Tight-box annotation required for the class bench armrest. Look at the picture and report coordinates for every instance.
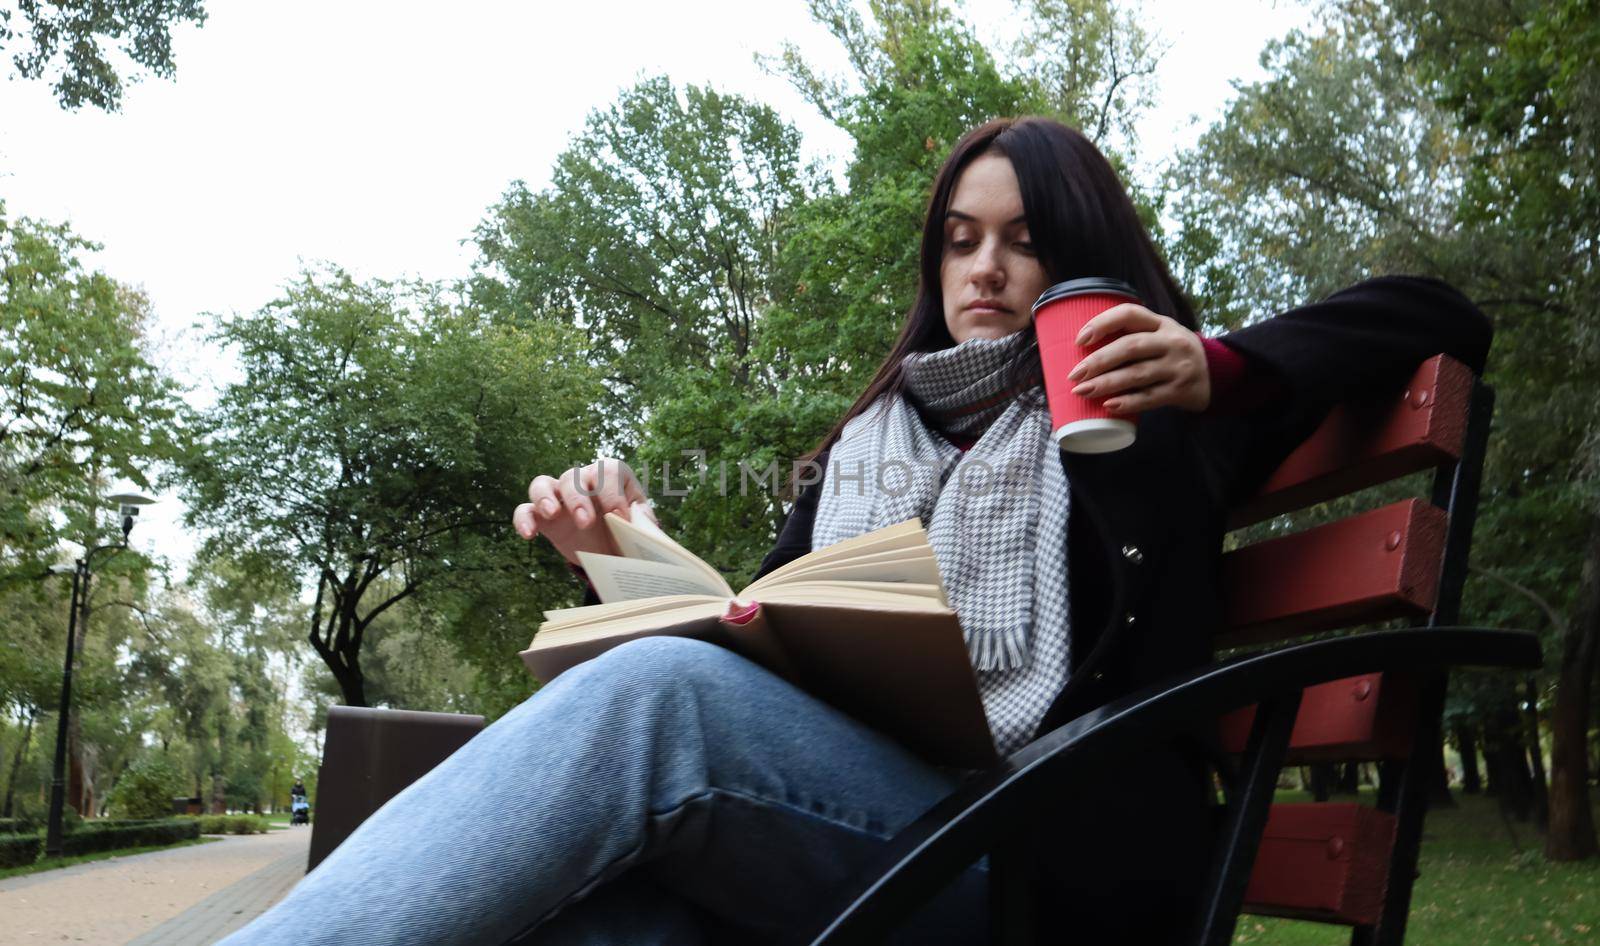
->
[309,705,485,872]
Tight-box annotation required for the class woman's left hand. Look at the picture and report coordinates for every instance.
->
[1065,303,1211,414]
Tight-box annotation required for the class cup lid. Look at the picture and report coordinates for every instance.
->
[1032,277,1143,313]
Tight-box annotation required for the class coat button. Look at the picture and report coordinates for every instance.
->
[1121,545,1143,564]
[1092,671,1105,682]
[1124,613,1137,626]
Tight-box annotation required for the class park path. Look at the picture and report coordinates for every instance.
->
[0,825,309,945]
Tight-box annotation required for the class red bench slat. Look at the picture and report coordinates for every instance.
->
[1229,355,1473,529]
[1217,499,1447,648]
[1218,672,1418,762]
[1243,803,1396,926]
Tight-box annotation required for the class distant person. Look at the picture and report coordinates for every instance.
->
[222,116,1491,944]
[291,778,311,827]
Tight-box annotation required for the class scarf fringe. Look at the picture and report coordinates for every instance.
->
[967,628,1030,672]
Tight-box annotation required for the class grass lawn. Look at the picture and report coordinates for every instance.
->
[1232,789,1600,945]
[0,836,221,882]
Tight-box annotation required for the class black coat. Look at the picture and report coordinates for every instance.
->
[743,276,1493,942]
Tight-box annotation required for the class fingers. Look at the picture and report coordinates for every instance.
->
[1061,309,1210,413]
[1074,303,1163,347]
[1101,380,1180,414]
[578,460,633,524]
[1073,357,1173,401]
[512,503,539,540]
[556,468,600,528]
[518,460,657,545]
[1068,329,1166,384]
[527,474,563,519]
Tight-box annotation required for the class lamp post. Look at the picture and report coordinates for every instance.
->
[43,493,154,858]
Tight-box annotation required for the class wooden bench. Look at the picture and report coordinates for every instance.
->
[310,354,1540,944]
[808,355,1540,945]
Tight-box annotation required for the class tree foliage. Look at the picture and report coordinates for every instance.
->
[471,76,833,577]
[1,0,208,110]
[0,203,179,581]
[106,752,180,819]
[179,267,597,706]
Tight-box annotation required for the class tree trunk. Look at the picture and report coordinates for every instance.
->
[213,666,230,815]
[1484,702,1536,821]
[2,710,36,818]
[1427,738,1457,808]
[1456,720,1483,794]
[1545,514,1600,861]
[1336,761,1361,795]
[309,580,368,707]
[1523,676,1549,828]
[1309,763,1334,802]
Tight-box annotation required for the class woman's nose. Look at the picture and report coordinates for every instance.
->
[971,238,1006,287]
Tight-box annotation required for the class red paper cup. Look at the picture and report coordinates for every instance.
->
[1032,277,1143,454]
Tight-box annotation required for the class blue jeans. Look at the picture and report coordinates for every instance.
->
[221,636,989,945]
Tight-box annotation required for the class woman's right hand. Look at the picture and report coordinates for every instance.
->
[513,458,658,565]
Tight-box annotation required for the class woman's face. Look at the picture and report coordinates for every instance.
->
[940,152,1051,344]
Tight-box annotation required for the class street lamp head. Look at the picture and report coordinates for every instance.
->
[106,492,156,540]
[107,492,155,517]
[48,563,75,575]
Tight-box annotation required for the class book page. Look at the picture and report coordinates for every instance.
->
[746,547,942,594]
[750,519,927,587]
[757,581,951,608]
[533,600,724,647]
[543,593,722,628]
[577,551,731,603]
[626,502,667,539]
[604,510,734,597]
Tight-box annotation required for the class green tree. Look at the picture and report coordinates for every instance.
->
[1165,0,1600,859]
[1377,0,1600,864]
[471,76,828,578]
[179,267,596,706]
[473,76,822,429]
[0,204,180,584]
[106,752,180,819]
[1,0,208,110]
[1006,0,1163,148]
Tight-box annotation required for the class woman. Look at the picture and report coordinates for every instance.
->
[224,117,1490,945]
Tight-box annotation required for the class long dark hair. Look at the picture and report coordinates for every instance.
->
[791,117,1194,492]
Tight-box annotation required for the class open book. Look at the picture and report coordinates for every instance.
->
[519,505,997,768]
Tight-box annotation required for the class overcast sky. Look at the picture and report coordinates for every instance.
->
[1,0,1317,576]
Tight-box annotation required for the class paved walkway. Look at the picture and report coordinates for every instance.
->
[0,826,309,945]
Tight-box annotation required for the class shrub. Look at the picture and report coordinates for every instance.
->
[59,819,198,857]
[0,817,38,834]
[193,814,229,835]
[107,755,183,820]
[225,814,269,834]
[189,814,268,835]
[0,832,42,869]
[76,819,161,831]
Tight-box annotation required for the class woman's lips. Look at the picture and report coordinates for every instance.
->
[967,305,1013,317]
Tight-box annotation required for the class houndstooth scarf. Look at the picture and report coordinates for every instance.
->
[812,328,1071,676]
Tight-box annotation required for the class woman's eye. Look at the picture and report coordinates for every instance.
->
[950,239,977,250]
[1014,241,1035,253]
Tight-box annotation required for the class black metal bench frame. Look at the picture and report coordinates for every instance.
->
[804,378,1541,945]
